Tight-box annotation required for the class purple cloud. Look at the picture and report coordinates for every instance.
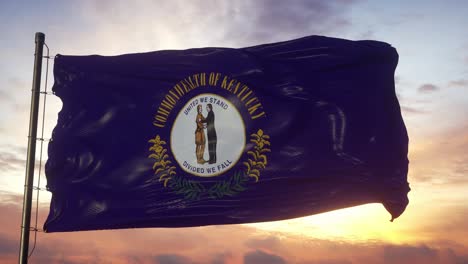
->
[383,244,438,264]
[401,106,425,115]
[418,84,439,93]
[223,0,357,45]
[307,260,352,264]
[449,79,468,87]
[154,254,192,264]
[244,250,287,264]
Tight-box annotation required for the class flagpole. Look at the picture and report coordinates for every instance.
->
[19,32,45,264]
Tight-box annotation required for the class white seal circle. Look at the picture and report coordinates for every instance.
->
[170,93,245,177]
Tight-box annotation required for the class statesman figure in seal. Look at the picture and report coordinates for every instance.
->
[194,105,206,164]
[202,103,217,164]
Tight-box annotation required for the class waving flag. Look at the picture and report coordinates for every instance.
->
[44,35,409,232]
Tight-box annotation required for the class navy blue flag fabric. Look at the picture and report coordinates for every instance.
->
[44,35,409,232]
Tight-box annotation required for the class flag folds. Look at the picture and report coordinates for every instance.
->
[44,36,409,232]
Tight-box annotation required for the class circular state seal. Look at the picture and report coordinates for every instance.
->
[148,72,271,200]
[171,93,245,177]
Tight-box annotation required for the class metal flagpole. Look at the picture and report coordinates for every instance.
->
[19,32,45,264]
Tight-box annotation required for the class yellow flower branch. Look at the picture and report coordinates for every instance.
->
[243,129,271,182]
[148,135,176,187]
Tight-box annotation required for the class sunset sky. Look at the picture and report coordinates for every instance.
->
[1,0,468,263]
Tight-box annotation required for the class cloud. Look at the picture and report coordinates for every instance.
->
[0,151,24,172]
[382,244,468,264]
[71,0,358,56]
[358,30,375,40]
[154,254,193,264]
[0,78,26,104]
[454,157,468,175]
[395,75,401,85]
[0,89,12,105]
[400,106,425,115]
[0,195,468,264]
[0,144,45,178]
[409,124,468,185]
[444,248,468,264]
[418,84,439,93]
[243,250,287,264]
[303,260,352,264]
[245,236,282,251]
[218,0,357,44]
[410,206,468,248]
[0,191,23,205]
[0,78,32,119]
[449,79,468,87]
[210,252,232,264]
[0,233,17,255]
[383,244,438,264]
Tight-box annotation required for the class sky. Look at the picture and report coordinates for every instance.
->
[1,0,468,263]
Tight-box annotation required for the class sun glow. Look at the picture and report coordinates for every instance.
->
[248,204,415,244]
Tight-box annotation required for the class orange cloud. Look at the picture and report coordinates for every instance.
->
[0,193,467,264]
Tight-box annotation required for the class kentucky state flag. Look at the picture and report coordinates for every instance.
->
[44,35,409,232]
